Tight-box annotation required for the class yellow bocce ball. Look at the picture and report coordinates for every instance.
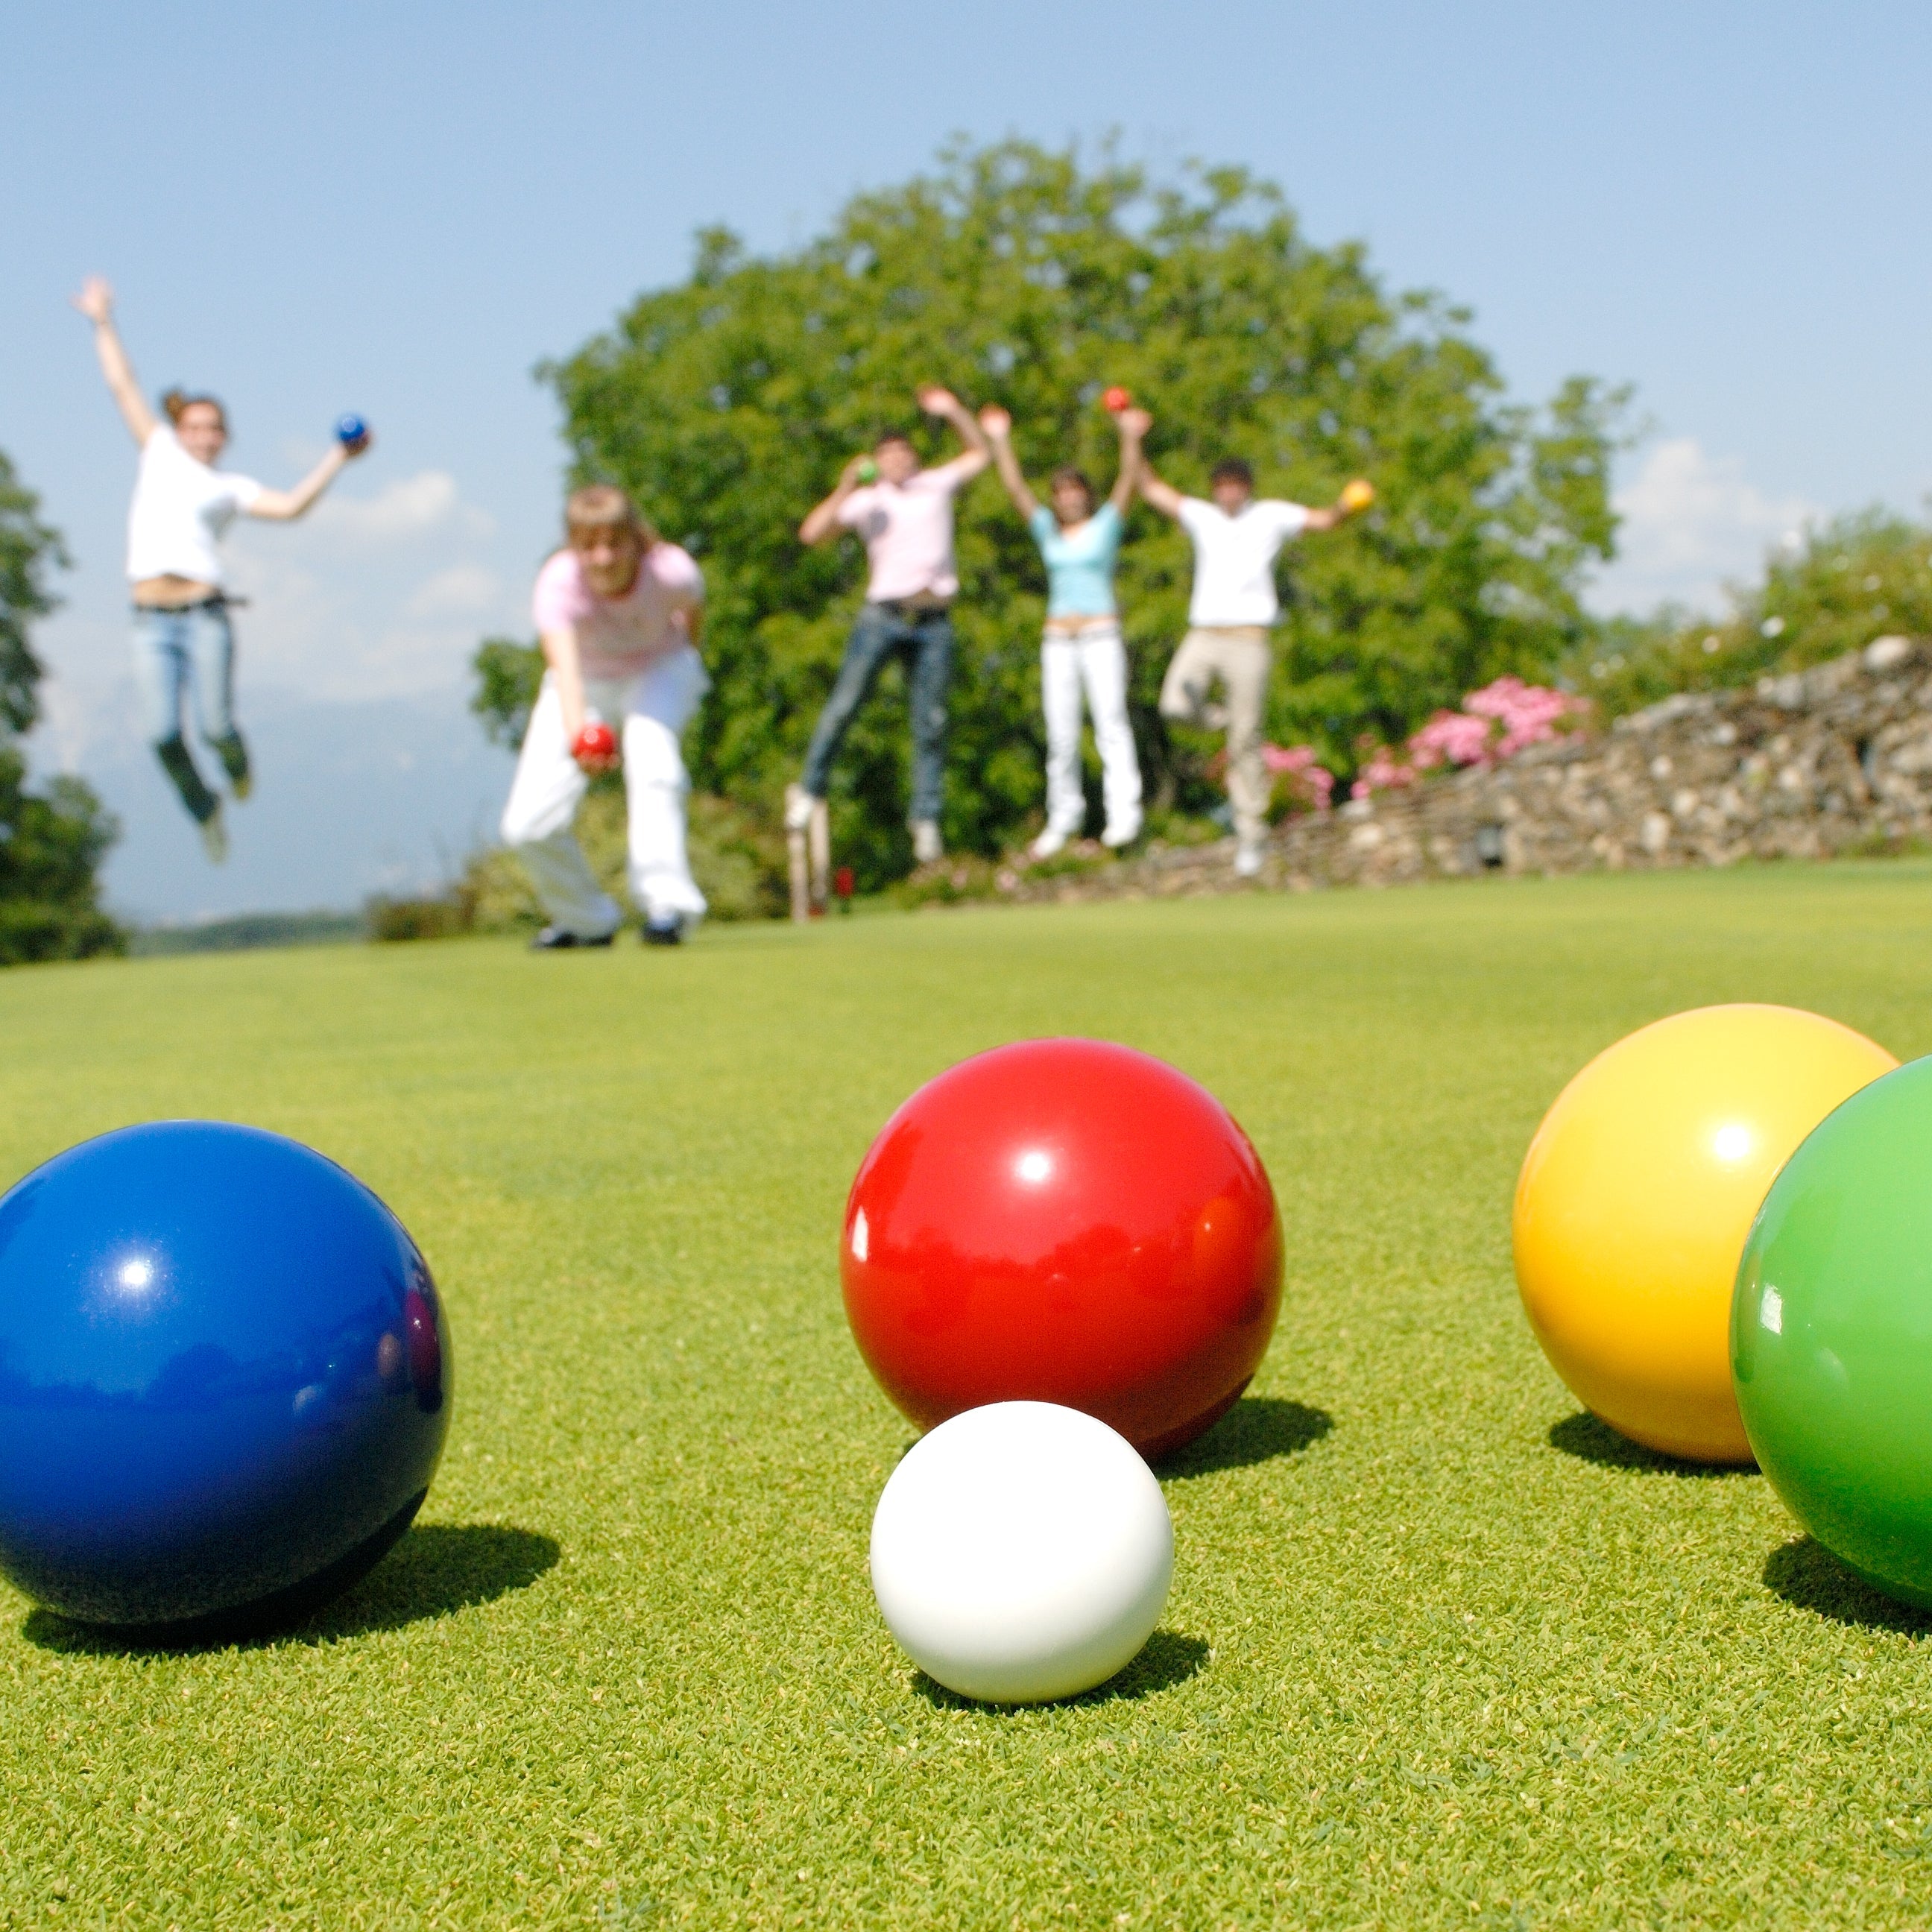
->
[1339,479,1375,513]
[1512,1004,1896,1462]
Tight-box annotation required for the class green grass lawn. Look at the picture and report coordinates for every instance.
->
[4,863,1932,1929]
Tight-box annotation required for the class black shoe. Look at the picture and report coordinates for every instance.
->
[642,915,684,947]
[529,926,616,950]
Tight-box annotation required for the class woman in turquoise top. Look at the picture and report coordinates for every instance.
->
[979,402,1149,856]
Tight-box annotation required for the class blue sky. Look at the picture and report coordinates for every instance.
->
[6,0,1929,919]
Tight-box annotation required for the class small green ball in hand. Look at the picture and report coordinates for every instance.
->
[856,459,878,484]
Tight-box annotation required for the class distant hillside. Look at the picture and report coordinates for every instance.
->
[45,681,514,924]
[130,909,365,956]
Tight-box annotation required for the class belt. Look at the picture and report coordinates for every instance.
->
[132,592,245,613]
[869,595,951,616]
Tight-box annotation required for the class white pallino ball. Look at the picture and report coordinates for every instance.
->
[869,1401,1174,1703]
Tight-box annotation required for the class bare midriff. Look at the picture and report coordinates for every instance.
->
[132,574,220,608]
[1044,613,1117,637]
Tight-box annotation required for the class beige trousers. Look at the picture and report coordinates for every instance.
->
[1158,625,1272,844]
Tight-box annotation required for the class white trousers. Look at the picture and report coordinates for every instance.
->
[499,653,709,935]
[1041,623,1143,837]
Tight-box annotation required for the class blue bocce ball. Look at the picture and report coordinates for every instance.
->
[0,1122,451,1637]
[335,414,368,447]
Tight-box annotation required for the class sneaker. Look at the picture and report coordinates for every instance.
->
[216,732,252,800]
[912,819,943,865]
[1100,814,1142,849]
[1030,827,1070,860]
[1234,841,1264,879]
[529,926,616,950]
[643,915,684,947]
[199,806,230,865]
[784,783,820,834]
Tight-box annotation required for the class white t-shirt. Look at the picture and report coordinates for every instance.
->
[1177,497,1311,628]
[125,426,262,587]
[836,458,975,602]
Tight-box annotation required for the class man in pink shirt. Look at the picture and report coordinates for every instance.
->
[786,386,991,894]
[500,485,709,946]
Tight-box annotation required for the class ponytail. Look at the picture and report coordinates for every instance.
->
[161,389,227,432]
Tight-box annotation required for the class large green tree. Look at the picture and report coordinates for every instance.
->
[530,140,1622,885]
[0,451,122,964]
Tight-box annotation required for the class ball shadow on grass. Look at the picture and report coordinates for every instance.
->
[1155,1396,1333,1483]
[21,1523,560,1658]
[911,1629,1211,1714]
[1547,1410,1755,1479]
[1763,1536,1932,1638]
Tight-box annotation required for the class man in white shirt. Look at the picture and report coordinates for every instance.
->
[1140,456,1368,876]
[786,387,991,908]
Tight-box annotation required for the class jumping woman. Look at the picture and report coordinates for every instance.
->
[978,402,1149,856]
[72,277,370,862]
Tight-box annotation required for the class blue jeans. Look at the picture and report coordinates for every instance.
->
[801,602,953,823]
[133,602,249,824]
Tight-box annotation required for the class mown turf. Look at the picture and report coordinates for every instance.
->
[4,865,1932,1929]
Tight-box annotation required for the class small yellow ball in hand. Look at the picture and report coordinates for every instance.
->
[1340,479,1376,514]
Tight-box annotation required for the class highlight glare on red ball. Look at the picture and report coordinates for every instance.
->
[840,1039,1283,1459]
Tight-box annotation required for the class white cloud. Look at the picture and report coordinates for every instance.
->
[212,468,525,702]
[309,470,493,546]
[1588,437,1819,619]
[407,564,503,617]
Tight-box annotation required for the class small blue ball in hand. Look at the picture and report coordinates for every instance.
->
[336,414,369,449]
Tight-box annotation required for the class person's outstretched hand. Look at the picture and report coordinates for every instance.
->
[977,403,1012,439]
[917,385,959,416]
[1118,407,1152,438]
[72,276,114,324]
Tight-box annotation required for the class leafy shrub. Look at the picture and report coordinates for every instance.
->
[1564,509,1932,719]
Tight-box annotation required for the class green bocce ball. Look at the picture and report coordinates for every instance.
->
[1731,1055,1932,1607]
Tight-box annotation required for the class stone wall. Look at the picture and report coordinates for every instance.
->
[1003,637,1932,903]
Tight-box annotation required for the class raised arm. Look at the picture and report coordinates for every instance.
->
[1137,452,1186,521]
[1108,408,1151,517]
[918,385,991,482]
[249,437,370,522]
[72,278,157,446]
[1301,479,1375,534]
[800,454,873,546]
[976,405,1038,520]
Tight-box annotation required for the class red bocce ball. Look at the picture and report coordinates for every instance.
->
[841,1040,1284,1459]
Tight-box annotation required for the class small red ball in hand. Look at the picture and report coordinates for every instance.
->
[572,722,619,771]
[1102,386,1132,414]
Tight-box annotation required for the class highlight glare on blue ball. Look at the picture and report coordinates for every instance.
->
[0,1121,451,1635]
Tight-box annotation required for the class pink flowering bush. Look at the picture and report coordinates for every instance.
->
[1354,678,1590,797]
[1349,744,1420,801]
[1460,675,1590,760]
[1260,742,1336,812]
[1407,709,1497,771]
